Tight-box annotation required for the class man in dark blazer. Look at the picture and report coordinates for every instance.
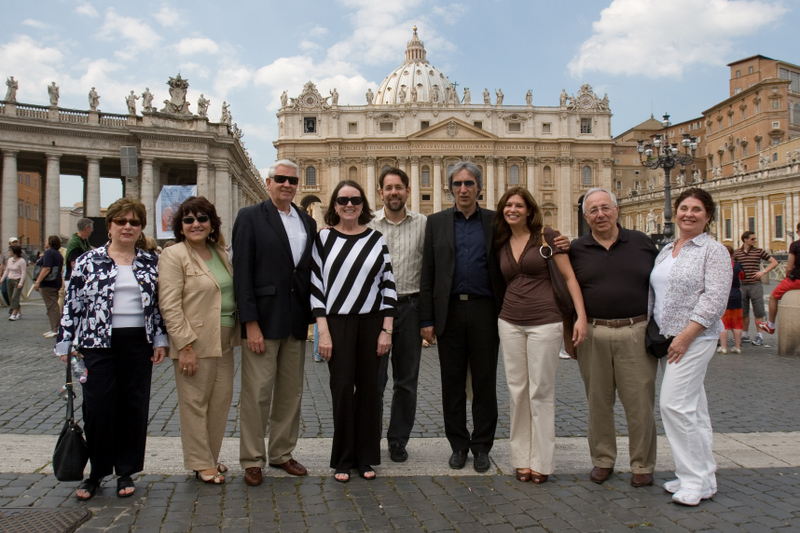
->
[420,160,505,473]
[232,159,317,486]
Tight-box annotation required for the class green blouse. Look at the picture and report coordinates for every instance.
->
[205,246,236,328]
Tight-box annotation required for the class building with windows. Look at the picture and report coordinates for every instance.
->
[16,170,41,247]
[618,54,800,252]
[274,28,613,237]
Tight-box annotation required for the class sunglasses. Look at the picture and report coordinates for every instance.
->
[182,215,210,225]
[273,175,299,185]
[452,180,476,189]
[336,196,364,206]
[112,218,142,227]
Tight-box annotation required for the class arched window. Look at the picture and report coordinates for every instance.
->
[509,165,520,185]
[305,166,316,186]
[421,165,430,186]
[381,165,391,173]
[349,166,358,181]
[543,165,552,185]
[544,210,554,226]
[582,166,592,187]
[794,103,800,125]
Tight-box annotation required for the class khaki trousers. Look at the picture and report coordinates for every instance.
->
[576,320,658,473]
[173,326,235,471]
[499,319,562,474]
[239,336,305,468]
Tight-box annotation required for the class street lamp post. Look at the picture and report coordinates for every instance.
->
[637,113,697,245]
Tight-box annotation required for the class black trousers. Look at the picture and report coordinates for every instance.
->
[80,327,153,480]
[327,313,383,470]
[437,297,499,454]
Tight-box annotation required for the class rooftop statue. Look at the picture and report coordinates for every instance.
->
[126,90,139,115]
[141,88,154,112]
[463,87,470,104]
[197,94,210,117]
[48,82,59,106]
[88,87,100,111]
[160,74,192,115]
[495,88,503,105]
[483,88,490,105]
[5,76,17,102]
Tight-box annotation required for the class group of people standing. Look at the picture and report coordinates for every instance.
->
[53,156,741,507]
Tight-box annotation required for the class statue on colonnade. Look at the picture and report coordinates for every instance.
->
[88,87,100,111]
[141,88,154,112]
[197,94,210,117]
[126,91,139,115]
[160,74,192,115]
[48,82,59,106]
[5,76,17,102]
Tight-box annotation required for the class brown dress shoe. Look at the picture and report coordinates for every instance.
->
[630,473,654,487]
[269,458,308,476]
[244,467,263,486]
[590,466,613,484]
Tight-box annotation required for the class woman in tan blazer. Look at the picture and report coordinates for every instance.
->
[158,196,238,485]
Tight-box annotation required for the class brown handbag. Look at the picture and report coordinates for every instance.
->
[540,228,577,357]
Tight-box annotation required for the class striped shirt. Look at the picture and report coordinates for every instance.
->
[368,207,426,296]
[311,227,397,317]
[732,246,771,284]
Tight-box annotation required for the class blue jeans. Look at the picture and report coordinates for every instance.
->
[378,295,422,446]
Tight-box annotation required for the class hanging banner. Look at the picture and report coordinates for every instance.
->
[156,185,197,239]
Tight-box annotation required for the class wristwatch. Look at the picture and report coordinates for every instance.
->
[382,328,393,335]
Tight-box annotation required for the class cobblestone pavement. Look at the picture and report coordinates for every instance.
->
[1,301,800,532]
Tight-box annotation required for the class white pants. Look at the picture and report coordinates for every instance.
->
[498,319,562,474]
[659,337,717,491]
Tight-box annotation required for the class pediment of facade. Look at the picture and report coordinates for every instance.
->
[407,118,497,141]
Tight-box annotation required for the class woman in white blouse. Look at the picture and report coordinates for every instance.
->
[311,180,396,483]
[649,188,731,506]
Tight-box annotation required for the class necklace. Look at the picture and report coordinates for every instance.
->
[109,247,135,264]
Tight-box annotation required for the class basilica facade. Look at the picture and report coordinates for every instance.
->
[274,29,613,237]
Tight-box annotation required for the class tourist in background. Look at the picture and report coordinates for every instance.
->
[312,180,396,482]
[493,186,587,483]
[33,235,64,337]
[759,223,800,335]
[649,188,731,506]
[1,245,26,321]
[159,197,237,485]
[718,245,745,354]
[56,198,167,501]
[733,231,778,346]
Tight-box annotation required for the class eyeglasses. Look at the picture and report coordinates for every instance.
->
[452,180,476,189]
[112,218,142,227]
[586,205,615,216]
[336,196,364,206]
[182,215,210,225]
[273,175,299,185]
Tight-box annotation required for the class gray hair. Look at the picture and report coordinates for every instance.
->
[447,161,483,192]
[582,187,618,213]
[268,159,299,178]
[76,218,94,231]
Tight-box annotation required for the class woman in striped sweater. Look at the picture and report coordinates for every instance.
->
[311,180,397,483]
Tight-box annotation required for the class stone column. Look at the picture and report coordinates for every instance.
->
[786,193,793,249]
[45,154,61,239]
[232,180,240,222]
[397,156,409,177]
[526,156,536,192]
[409,156,420,212]
[215,164,232,243]
[328,157,340,205]
[756,196,766,247]
[496,156,507,207]
[432,156,443,212]
[365,157,376,209]
[1,150,18,243]
[140,159,156,237]
[558,157,573,235]
[85,157,101,217]
[732,200,740,244]
[196,161,209,199]
[485,156,495,210]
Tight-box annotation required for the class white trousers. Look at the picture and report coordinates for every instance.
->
[498,319,562,474]
[659,337,717,491]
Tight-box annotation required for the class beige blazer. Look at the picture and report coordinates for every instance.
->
[158,241,239,359]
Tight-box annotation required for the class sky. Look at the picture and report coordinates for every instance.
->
[1,0,796,207]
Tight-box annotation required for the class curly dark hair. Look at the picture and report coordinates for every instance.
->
[170,196,225,247]
[674,187,715,233]
[493,186,544,249]
[324,180,373,226]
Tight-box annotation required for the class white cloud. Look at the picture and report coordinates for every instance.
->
[214,66,254,97]
[176,37,219,55]
[568,0,787,78]
[97,8,162,60]
[299,40,320,52]
[22,19,49,30]
[309,26,329,38]
[432,3,469,22]
[0,35,64,101]
[75,3,99,17]
[153,6,185,27]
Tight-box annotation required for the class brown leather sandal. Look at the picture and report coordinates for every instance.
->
[515,469,532,482]
[531,472,549,484]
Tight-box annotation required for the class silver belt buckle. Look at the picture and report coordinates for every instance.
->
[459,294,468,301]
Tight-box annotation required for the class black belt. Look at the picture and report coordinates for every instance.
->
[397,293,419,303]
[451,294,490,301]
[589,315,647,328]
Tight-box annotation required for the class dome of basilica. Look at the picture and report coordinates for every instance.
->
[374,28,457,106]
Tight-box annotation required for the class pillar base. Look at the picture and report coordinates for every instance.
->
[777,290,800,357]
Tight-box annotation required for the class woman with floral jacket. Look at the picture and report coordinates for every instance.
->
[56,198,168,501]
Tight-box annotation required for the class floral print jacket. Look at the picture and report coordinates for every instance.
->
[55,244,168,355]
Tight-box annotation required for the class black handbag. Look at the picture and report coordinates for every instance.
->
[53,353,89,481]
[540,228,577,357]
[645,318,672,359]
